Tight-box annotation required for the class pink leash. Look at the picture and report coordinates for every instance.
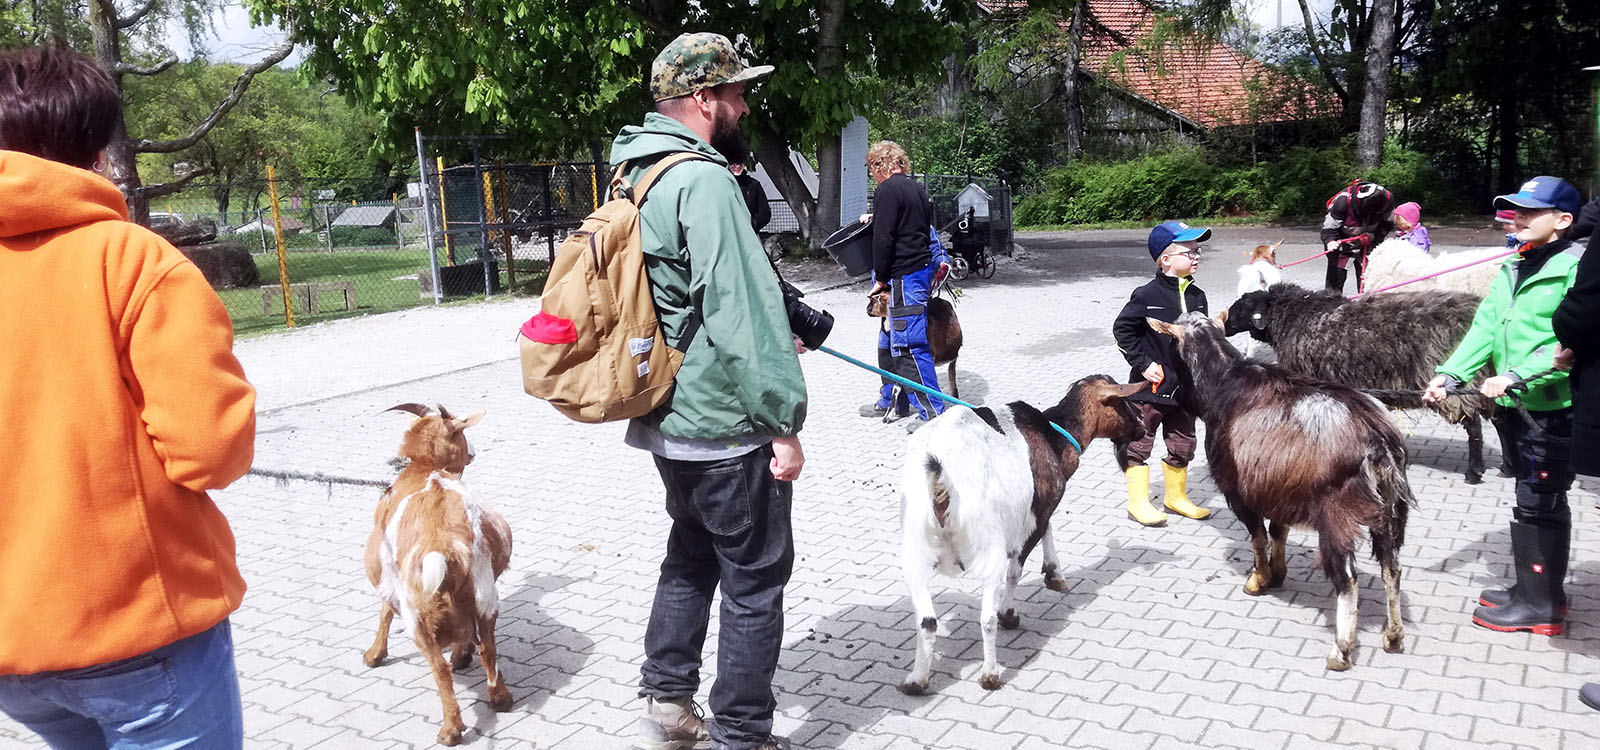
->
[1275,247,1337,268]
[1348,248,1517,300]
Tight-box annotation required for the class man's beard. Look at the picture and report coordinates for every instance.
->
[710,114,750,166]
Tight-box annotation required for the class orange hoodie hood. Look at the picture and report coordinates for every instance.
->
[0,149,256,675]
[0,150,127,237]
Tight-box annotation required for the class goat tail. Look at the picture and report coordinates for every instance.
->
[420,551,448,596]
[1366,428,1415,554]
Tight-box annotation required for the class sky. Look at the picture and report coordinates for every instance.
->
[165,0,1335,66]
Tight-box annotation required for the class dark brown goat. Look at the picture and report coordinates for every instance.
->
[1222,283,1491,483]
[927,296,963,397]
[1151,313,1412,671]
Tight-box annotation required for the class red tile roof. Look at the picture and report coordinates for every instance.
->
[980,0,1340,127]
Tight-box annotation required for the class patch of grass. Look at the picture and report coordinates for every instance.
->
[226,248,545,337]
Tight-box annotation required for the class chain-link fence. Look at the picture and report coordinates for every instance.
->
[416,133,604,303]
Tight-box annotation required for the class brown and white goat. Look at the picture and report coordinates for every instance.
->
[898,375,1145,693]
[1235,240,1283,297]
[1150,314,1412,671]
[363,403,513,745]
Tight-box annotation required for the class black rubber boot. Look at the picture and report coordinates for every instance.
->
[1478,583,1568,614]
[1580,683,1600,712]
[1472,520,1568,636]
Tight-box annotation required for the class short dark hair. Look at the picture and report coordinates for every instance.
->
[0,43,121,170]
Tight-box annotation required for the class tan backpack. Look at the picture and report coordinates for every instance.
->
[518,152,710,422]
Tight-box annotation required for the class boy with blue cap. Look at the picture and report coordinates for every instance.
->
[1111,221,1214,526]
[1425,175,1586,637]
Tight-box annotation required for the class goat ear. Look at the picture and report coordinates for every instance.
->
[385,403,432,417]
[1111,381,1147,398]
[451,411,486,432]
[1146,317,1180,338]
[1212,309,1229,327]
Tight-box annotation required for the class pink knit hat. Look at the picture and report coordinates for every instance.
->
[1392,202,1421,226]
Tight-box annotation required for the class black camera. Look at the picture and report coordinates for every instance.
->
[779,278,834,351]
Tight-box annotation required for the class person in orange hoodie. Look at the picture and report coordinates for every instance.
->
[0,44,256,749]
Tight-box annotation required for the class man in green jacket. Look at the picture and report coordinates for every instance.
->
[616,33,805,750]
[1425,176,1585,637]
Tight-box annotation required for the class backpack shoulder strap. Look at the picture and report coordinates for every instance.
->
[632,152,716,207]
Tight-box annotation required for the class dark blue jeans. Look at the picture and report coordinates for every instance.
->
[0,619,242,750]
[642,444,795,750]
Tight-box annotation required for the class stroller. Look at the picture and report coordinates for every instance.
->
[944,207,995,280]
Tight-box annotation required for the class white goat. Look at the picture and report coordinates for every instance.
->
[1362,237,1506,297]
[363,403,513,746]
[898,376,1144,694]
[1235,241,1283,297]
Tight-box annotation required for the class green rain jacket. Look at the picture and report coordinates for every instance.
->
[609,113,807,439]
[1436,239,1584,411]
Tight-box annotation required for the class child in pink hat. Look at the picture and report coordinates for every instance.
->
[1392,201,1431,252]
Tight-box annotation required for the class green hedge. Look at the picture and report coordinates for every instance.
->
[1015,143,1460,226]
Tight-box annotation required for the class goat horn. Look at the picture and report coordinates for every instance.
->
[436,403,454,420]
[384,403,432,417]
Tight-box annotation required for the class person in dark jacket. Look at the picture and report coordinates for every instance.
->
[731,161,770,234]
[1111,221,1213,527]
[1320,179,1395,293]
[1568,194,1599,246]
[859,140,944,431]
[1558,216,1600,710]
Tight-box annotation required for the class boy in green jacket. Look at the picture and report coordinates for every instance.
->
[1424,176,1585,637]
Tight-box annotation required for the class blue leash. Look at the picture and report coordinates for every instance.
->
[816,345,1082,454]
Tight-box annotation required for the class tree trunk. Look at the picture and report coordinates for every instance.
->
[751,121,816,244]
[1064,0,1086,156]
[810,0,846,246]
[89,0,147,223]
[1497,89,1520,194]
[1355,0,1398,171]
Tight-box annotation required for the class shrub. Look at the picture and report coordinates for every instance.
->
[331,225,399,246]
[1015,142,1460,225]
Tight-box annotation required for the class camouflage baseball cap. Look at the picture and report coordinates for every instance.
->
[650,33,774,102]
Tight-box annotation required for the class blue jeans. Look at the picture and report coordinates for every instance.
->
[642,445,795,750]
[0,619,242,750]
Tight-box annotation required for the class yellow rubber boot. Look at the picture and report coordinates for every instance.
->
[1162,463,1212,520]
[1124,465,1167,527]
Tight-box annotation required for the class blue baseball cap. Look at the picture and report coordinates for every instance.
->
[1494,176,1582,216]
[1147,221,1212,260]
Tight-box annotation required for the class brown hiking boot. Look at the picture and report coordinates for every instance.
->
[633,696,712,750]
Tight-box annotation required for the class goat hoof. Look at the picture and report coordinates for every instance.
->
[362,649,386,668]
[978,672,1004,691]
[1465,472,1484,485]
[488,685,513,712]
[897,679,929,696]
[1325,654,1352,672]
[1268,570,1287,588]
[1044,575,1069,592]
[1383,632,1405,654]
[451,650,472,671]
[437,725,464,746]
[1243,573,1268,595]
[998,611,1021,630]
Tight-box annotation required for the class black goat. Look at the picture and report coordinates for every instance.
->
[1150,313,1413,671]
[1222,283,1491,483]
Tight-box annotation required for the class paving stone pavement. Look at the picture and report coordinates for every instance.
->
[6,227,1598,749]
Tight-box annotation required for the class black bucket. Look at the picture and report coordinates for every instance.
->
[822,220,873,277]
